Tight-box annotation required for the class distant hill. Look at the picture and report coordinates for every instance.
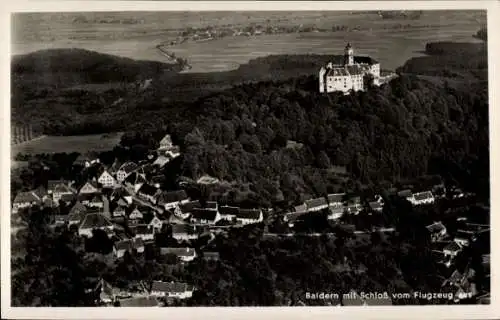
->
[12,48,181,88]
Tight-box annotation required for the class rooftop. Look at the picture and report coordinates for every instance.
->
[237,208,262,220]
[305,197,327,209]
[327,193,345,204]
[413,191,434,201]
[79,213,112,230]
[191,208,218,221]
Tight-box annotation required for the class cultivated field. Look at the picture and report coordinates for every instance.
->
[12,11,486,73]
[11,132,124,156]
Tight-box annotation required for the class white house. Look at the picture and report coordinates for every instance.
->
[410,191,435,206]
[304,197,328,212]
[236,208,264,225]
[190,208,221,225]
[147,215,164,233]
[12,191,42,214]
[78,181,100,194]
[98,170,116,188]
[327,193,345,207]
[150,281,194,299]
[218,205,240,221]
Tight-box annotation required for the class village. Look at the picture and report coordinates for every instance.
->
[11,132,490,307]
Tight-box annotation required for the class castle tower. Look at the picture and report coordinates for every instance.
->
[344,43,354,66]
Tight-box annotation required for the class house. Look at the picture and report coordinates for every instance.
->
[118,296,160,307]
[144,215,163,232]
[137,184,160,204]
[160,247,197,262]
[113,238,145,258]
[73,152,100,168]
[158,134,174,151]
[150,281,194,299]
[171,224,199,241]
[132,224,155,242]
[328,205,345,221]
[127,206,145,225]
[156,190,190,210]
[443,241,463,257]
[410,191,435,206]
[78,212,114,237]
[68,202,87,225]
[116,162,138,183]
[12,191,42,214]
[236,208,263,225]
[368,201,383,212]
[78,181,100,194]
[304,197,328,212]
[47,179,69,194]
[52,182,76,203]
[98,170,116,188]
[294,204,307,213]
[426,221,447,242]
[202,252,220,261]
[327,193,345,207]
[190,208,221,225]
[218,205,240,221]
[111,204,127,220]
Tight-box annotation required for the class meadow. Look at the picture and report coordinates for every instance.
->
[11,132,124,156]
[12,11,485,73]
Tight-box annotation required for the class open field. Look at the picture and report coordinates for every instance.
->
[11,132,124,156]
[12,11,485,73]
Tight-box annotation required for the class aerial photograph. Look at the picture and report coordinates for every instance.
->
[9,10,489,307]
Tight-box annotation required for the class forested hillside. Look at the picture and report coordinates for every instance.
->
[170,74,488,207]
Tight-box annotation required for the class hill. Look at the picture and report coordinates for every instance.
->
[12,48,181,87]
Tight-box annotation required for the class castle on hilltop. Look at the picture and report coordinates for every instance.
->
[319,43,382,94]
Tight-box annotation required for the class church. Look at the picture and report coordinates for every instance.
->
[319,43,381,94]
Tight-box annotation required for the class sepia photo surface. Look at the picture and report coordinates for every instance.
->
[3,2,498,318]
